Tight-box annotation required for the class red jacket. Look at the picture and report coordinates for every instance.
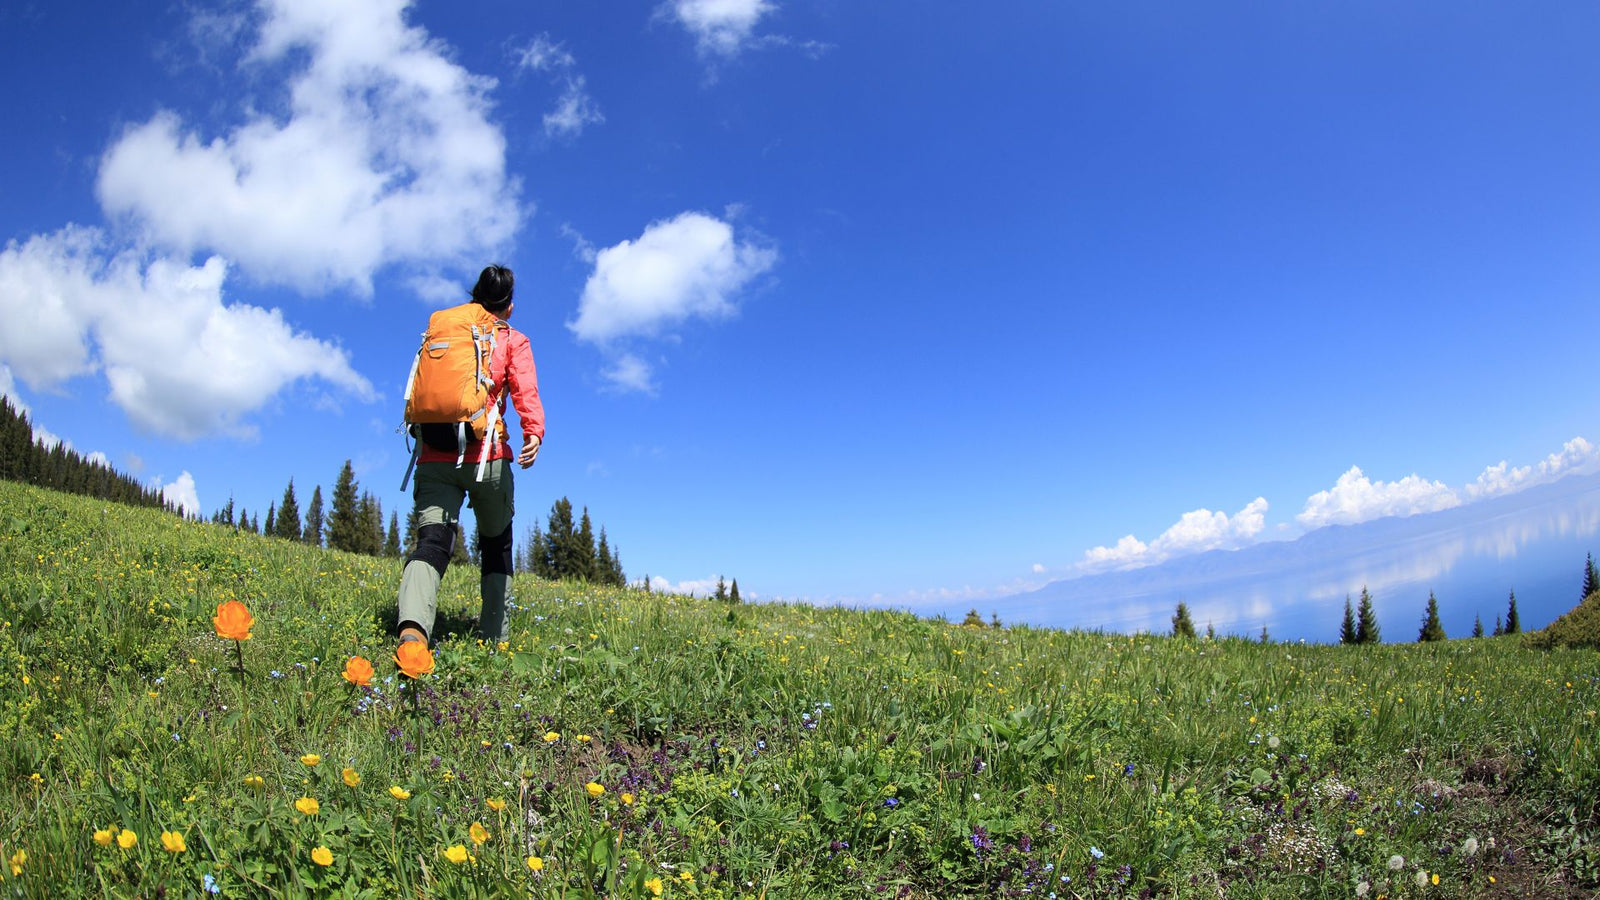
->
[417,324,544,465]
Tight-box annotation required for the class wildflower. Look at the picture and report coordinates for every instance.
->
[1090,846,1105,860]
[1387,854,1405,871]
[202,873,220,894]
[213,600,253,641]
[243,775,264,789]
[1432,873,1440,886]
[301,753,322,767]
[681,870,695,883]
[390,786,411,800]
[117,829,138,850]
[1355,882,1370,897]
[8,849,24,876]
[577,733,592,742]
[585,781,605,798]
[470,822,490,845]
[1462,837,1479,856]
[295,797,320,816]
[342,767,361,787]
[444,844,470,864]
[621,792,635,806]
[1354,827,1365,836]
[1415,870,1429,888]
[883,797,899,807]
[644,876,664,896]
[1267,735,1281,749]
[542,731,561,743]
[342,656,374,686]
[487,797,506,811]
[396,641,435,678]
[527,855,545,872]
[160,831,186,853]
[93,828,114,847]
[312,846,333,867]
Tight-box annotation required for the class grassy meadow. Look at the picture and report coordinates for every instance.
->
[1,480,1598,898]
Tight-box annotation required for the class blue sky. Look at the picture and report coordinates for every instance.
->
[1,0,1597,617]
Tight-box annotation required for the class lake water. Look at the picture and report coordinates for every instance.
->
[978,471,1600,644]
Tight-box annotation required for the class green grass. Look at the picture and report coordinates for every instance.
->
[1,479,1598,898]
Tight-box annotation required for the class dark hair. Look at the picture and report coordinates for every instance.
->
[472,265,514,311]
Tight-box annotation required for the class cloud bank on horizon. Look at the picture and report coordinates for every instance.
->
[1075,437,1600,576]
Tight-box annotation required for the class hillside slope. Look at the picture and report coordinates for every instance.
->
[0,480,1597,898]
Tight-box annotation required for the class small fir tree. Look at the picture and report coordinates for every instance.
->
[962,608,985,627]
[1205,622,1216,641]
[326,461,361,553]
[303,485,324,547]
[715,576,728,602]
[990,611,1002,628]
[264,503,276,537]
[276,479,302,542]
[384,511,401,558]
[1504,590,1521,634]
[1493,614,1504,637]
[1339,596,1358,645]
[1417,591,1447,642]
[1171,601,1196,639]
[1583,552,1599,601]
[451,523,469,565]
[1355,587,1381,644]
[729,578,741,604]
[1472,613,1484,638]
[1259,624,1271,643]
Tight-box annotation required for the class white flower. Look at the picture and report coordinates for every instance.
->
[1355,882,1370,897]
[1387,854,1405,871]
[1462,837,1479,857]
[1414,869,1429,888]
[1267,735,1281,749]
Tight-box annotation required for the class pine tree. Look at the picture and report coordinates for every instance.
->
[1338,596,1358,645]
[276,479,302,542]
[1417,591,1446,642]
[962,608,984,627]
[575,508,597,582]
[1355,587,1380,644]
[1583,553,1599,601]
[1505,590,1521,634]
[326,461,361,552]
[1205,622,1216,641]
[404,507,422,558]
[729,578,741,604]
[384,511,401,558]
[597,529,616,586]
[264,502,276,537]
[221,497,236,527]
[1493,615,1504,637]
[609,546,625,586]
[715,576,729,602]
[304,486,324,548]
[1171,601,1196,639]
[990,611,1002,628]
[452,523,470,565]
[544,498,577,579]
[1259,624,1271,643]
[1472,614,1484,638]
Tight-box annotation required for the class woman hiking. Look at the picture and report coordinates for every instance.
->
[395,264,544,649]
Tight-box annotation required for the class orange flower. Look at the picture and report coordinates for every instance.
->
[395,641,434,678]
[342,656,374,686]
[213,600,254,641]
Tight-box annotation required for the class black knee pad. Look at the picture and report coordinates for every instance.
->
[409,523,455,576]
[480,524,513,576]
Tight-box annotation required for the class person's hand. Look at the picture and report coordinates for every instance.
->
[518,434,542,468]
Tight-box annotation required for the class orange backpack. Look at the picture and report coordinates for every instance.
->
[399,302,508,489]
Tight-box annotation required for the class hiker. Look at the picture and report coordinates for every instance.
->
[395,265,544,648]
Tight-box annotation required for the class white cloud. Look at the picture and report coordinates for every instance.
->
[1031,563,1046,574]
[515,34,603,139]
[1080,497,1269,574]
[666,0,775,58]
[159,471,202,517]
[1464,437,1600,501]
[0,364,26,416]
[85,451,110,468]
[1296,466,1459,530]
[0,227,372,440]
[570,211,776,345]
[32,425,65,451]
[97,0,521,296]
[601,353,657,395]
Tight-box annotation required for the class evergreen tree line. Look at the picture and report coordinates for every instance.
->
[1171,552,1600,644]
[0,397,179,515]
[516,497,627,585]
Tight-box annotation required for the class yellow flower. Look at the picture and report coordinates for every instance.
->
[680,870,695,883]
[300,754,322,767]
[8,849,24,876]
[469,822,490,845]
[486,798,506,812]
[585,781,605,798]
[342,767,361,787]
[243,775,265,789]
[1354,828,1365,835]
[644,876,663,896]
[576,734,592,743]
[93,828,114,847]
[526,855,545,872]
[160,831,186,853]
[1432,874,1440,886]
[117,829,138,850]
[312,846,333,867]
[542,731,561,743]
[621,792,635,806]
[444,844,470,865]
[390,786,411,800]
[295,796,320,816]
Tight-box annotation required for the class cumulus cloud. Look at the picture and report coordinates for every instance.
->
[159,471,202,517]
[665,0,775,58]
[1080,498,1269,574]
[0,364,26,416]
[516,35,603,139]
[1295,467,1460,530]
[97,0,521,296]
[571,211,776,344]
[1464,437,1600,501]
[601,353,658,395]
[0,227,372,439]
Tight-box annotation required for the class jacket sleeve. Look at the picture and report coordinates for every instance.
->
[503,329,545,441]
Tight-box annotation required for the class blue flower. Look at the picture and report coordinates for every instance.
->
[883,797,899,807]
[202,873,220,894]
[1122,763,1135,776]
[1089,846,1104,860]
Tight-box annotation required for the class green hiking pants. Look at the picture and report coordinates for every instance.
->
[395,459,515,644]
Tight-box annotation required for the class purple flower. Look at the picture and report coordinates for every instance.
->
[971,826,993,854]
[1122,763,1135,776]
[883,797,899,808]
